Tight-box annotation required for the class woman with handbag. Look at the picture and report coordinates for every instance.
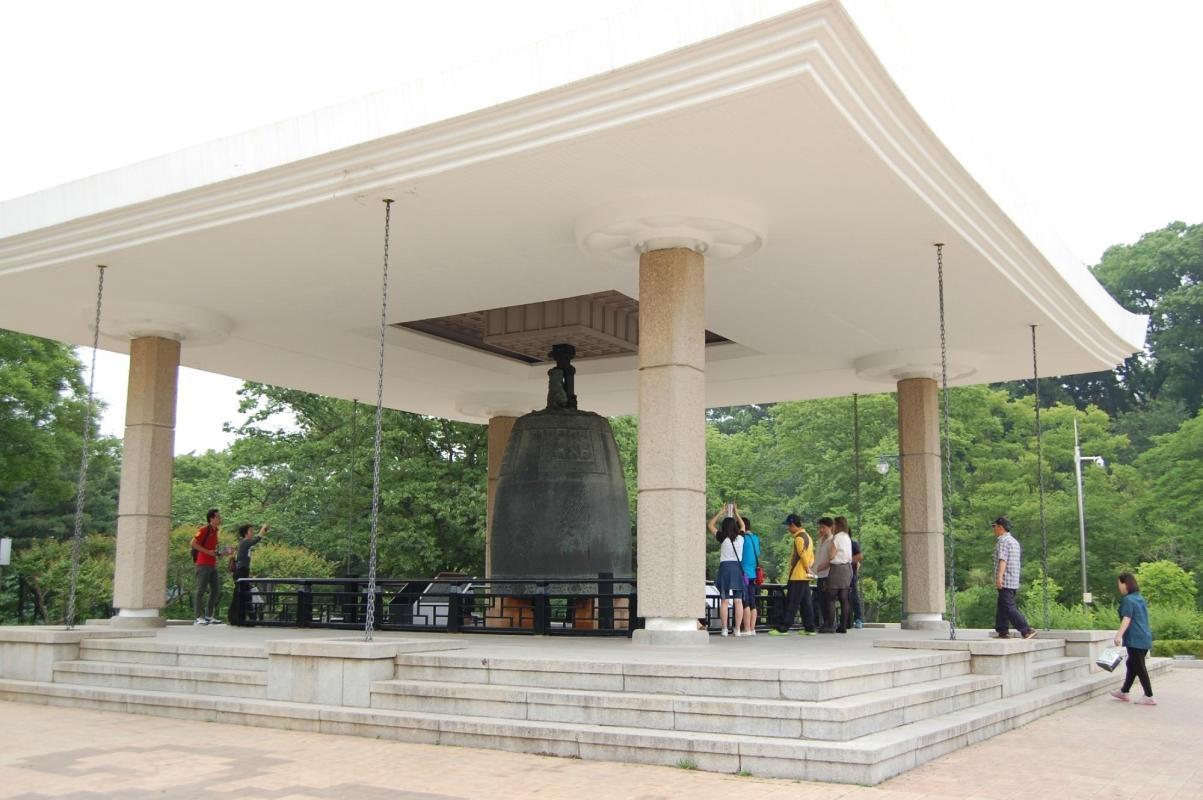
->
[1110,571,1155,705]
[708,504,746,637]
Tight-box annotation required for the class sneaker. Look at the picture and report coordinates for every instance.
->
[206,617,223,626]
[854,619,864,629]
[194,618,208,626]
[836,628,848,633]
[1109,690,1130,702]
[720,628,729,637]
[1135,696,1157,706]
[802,629,817,636]
[1023,629,1038,640]
[769,629,790,636]
[734,630,743,637]
[818,628,836,634]
[992,632,1011,639]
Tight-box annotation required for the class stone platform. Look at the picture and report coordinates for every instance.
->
[0,625,1170,785]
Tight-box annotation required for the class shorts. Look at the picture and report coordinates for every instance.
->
[716,561,746,599]
[744,578,759,607]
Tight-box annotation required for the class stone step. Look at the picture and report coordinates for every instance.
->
[0,658,1173,785]
[79,638,268,671]
[1032,656,1090,688]
[53,660,267,699]
[370,673,1003,740]
[391,649,972,701]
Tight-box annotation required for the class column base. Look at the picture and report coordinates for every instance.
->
[632,618,709,646]
[901,613,948,633]
[110,609,167,629]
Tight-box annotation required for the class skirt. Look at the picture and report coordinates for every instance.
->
[716,561,746,599]
[827,562,853,590]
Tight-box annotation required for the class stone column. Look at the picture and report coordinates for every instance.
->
[632,247,709,645]
[484,415,518,579]
[897,377,947,630]
[111,336,180,628]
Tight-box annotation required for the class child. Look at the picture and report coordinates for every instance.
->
[1110,571,1155,705]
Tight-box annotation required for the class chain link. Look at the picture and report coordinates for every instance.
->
[1032,324,1051,630]
[363,201,393,641]
[66,265,106,630]
[853,393,862,537]
[936,244,958,640]
[345,398,359,578]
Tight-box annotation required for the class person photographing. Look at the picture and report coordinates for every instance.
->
[228,523,268,626]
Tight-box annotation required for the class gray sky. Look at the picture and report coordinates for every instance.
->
[2,0,1200,453]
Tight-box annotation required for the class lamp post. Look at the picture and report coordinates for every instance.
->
[876,454,900,475]
[1073,419,1105,605]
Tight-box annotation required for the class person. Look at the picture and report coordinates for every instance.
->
[708,504,745,636]
[227,523,268,625]
[991,516,1037,639]
[811,517,835,631]
[249,578,266,623]
[817,516,853,633]
[850,536,864,628]
[739,516,761,635]
[190,508,224,626]
[1110,571,1155,705]
[770,514,817,636]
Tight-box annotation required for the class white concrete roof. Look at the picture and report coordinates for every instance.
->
[0,1,1146,422]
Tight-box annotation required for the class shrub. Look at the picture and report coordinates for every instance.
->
[1149,604,1203,640]
[10,535,115,623]
[953,585,997,629]
[1151,640,1203,658]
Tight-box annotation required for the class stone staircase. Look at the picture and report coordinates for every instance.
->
[0,631,1173,785]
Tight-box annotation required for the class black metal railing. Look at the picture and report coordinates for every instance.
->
[232,576,796,637]
[234,575,637,637]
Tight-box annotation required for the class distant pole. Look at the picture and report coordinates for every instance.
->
[1074,419,1089,605]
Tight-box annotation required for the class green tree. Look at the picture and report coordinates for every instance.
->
[0,330,120,543]
[1134,560,1197,608]
[9,534,114,623]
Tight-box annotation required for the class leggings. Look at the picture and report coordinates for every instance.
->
[1122,647,1153,697]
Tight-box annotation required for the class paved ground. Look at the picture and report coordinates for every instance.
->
[1,669,1199,800]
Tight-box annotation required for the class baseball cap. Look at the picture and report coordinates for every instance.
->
[783,513,803,527]
[991,516,1011,531]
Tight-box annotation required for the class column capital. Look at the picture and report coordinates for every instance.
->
[93,301,232,347]
[854,349,978,383]
[575,195,765,265]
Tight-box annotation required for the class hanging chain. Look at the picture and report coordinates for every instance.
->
[853,393,862,537]
[364,200,393,641]
[66,265,106,630]
[1031,325,1050,630]
[935,244,958,640]
[344,399,359,577]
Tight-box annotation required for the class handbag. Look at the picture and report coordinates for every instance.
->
[1096,646,1125,672]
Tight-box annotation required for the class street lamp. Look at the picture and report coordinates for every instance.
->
[1073,419,1106,605]
[876,454,900,475]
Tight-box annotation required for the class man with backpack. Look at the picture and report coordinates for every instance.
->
[191,508,224,626]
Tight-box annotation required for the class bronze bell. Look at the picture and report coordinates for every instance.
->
[489,344,632,582]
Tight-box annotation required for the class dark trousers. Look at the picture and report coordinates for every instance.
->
[815,577,830,629]
[1122,647,1153,696]
[850,572,863,622]
[194,565,221,619]
[228,566,250,625]
[995,587,1031,635]
[776,580,816,632]
[825,586,851,632]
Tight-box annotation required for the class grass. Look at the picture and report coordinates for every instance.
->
[674,758,698,770]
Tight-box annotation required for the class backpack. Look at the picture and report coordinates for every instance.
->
[191,526,214,563]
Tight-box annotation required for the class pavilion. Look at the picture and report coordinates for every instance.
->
[0,0,1145,642]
